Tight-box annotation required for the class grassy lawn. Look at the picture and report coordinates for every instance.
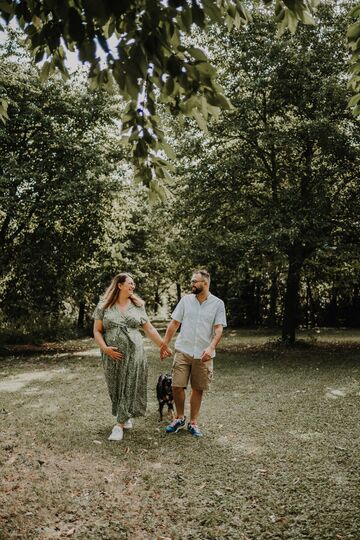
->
[0,329,359,539]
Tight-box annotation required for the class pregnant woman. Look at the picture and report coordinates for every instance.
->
[93,272,171,442]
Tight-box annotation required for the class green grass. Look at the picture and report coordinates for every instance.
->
[0,330,359,539]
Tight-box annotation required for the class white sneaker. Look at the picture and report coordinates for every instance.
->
[108,425,123,441]
[123,418,133,429]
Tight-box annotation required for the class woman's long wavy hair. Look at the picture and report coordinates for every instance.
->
[101,273,145,310]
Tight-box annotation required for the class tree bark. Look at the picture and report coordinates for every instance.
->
[153,289,160,315]
[268,272,278,327]
[282,247,305,344]
[77,301,85,329]
[176,283,181,303]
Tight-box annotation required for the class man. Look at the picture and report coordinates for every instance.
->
[160,269,227,437]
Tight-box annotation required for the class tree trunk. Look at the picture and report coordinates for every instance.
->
[268,272,278,327]
[77,301,85,329]
[176,283,181,303]
[244,279,256,325]
[306,278,316,328]
[351,284,360,326]
[254,280,262,325]
[153,288,160,315]
[282,247,305,344]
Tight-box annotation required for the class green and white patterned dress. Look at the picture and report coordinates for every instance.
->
[93,302,149,423]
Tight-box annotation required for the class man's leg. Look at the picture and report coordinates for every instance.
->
[166,352,191,432]
[190,388,203,424]
[188,358,212,433]
[173,386,186,418]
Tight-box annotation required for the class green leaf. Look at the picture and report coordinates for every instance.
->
[192,3,206,28]
[195,61,217,78]
[202,0,223,24]
[134,139,148,158]
[348,93,360,107]
[180,95,200,114]
[163,142,177,160]
[165,76,175,96]
[40,61,51,82]
[207,92,233,110]
[79,39,96,63]
[347,22,360,41]
[180,7,192,32]
[188,47,208,62]
[192,108,208,132]
[0,2,13,15]
[0,99,9,123]
[352,104,360,116]
[103,18,115,39]
[299,11,316,26]
[67,7,85,42]
[287,11,299,34]
[349,5,360,18]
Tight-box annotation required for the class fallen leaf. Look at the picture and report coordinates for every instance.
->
[93,440,102,445]
[66,528,75,536]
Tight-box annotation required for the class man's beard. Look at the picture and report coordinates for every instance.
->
[191,285,203,295]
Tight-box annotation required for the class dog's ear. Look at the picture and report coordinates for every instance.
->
[158,374,164,383]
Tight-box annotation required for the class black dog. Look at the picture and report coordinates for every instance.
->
[156,374,175,422]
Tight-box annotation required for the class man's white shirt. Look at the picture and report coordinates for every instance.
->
[171,293,227,358]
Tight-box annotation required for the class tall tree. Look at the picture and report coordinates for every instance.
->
[0,50,123,327]
[167,3,360,342]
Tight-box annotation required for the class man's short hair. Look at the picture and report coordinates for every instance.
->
[193,269,210,284]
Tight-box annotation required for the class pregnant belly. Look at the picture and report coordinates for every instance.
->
[104,328,143,352]
[104,331,129,351]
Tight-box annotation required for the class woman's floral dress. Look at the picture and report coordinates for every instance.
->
[93,302,149,423]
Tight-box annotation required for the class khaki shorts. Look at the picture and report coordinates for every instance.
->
[172,351,213,392]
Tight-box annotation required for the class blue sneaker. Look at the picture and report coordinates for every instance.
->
[187,423,203,437]
[166,417,186,433]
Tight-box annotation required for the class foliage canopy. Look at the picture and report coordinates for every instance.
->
[0,0,324,190]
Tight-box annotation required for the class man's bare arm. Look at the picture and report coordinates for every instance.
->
[163,319,181,346]
[201,324,224,362]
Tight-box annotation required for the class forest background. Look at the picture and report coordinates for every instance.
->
[1,1,360,346]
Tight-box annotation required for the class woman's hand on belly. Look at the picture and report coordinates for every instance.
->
[103,346,124,361]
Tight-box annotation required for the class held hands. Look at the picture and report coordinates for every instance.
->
[104,346,123,361]
[201,346,214,363]
[160,342,172,361]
